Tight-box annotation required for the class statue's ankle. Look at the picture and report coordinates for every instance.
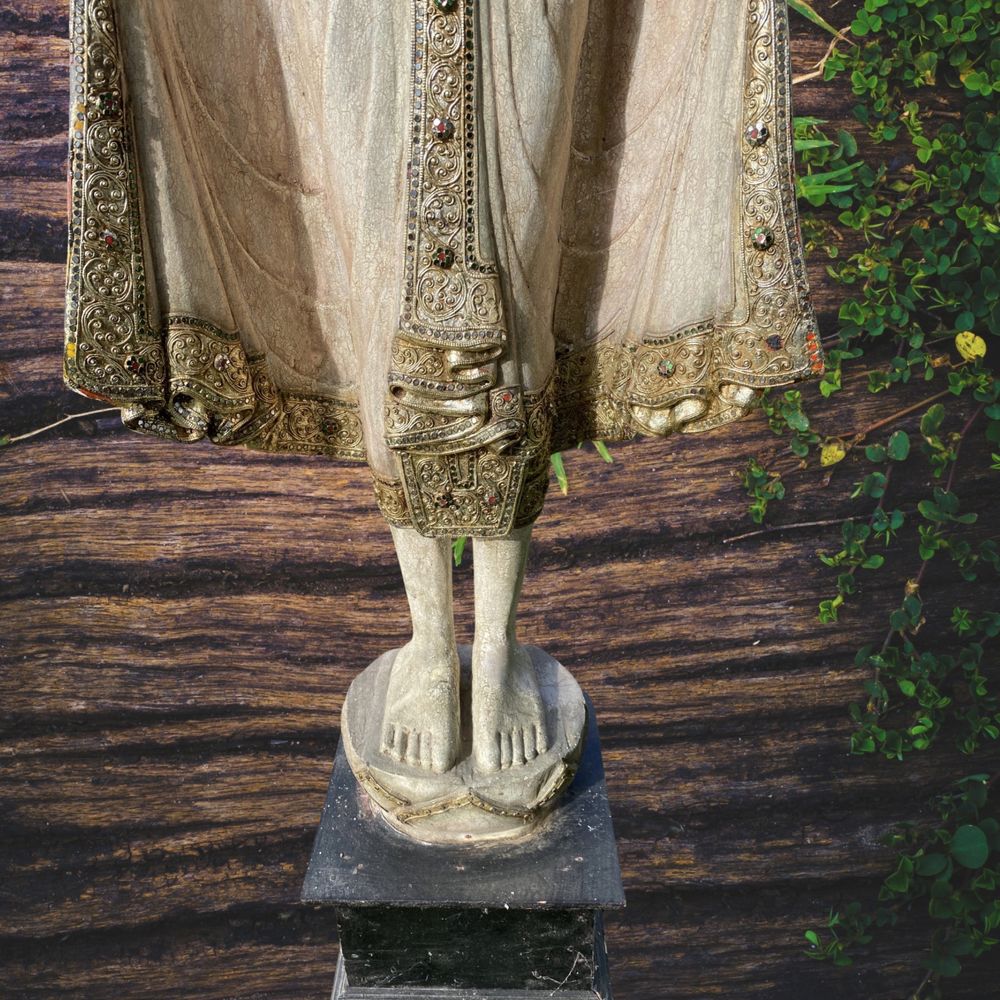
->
[393,638,455,681]
[472,628,517,652]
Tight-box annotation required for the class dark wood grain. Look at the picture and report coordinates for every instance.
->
[2,3,998,999]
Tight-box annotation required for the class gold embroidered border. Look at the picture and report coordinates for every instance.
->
[65,0,162,404]
[121,317,366,459]
[704,0,823,395]
[381,0,538,535]
[386,0,515,463]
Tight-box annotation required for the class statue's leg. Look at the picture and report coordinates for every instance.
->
[381,525,460,773]
[471,526,549,772]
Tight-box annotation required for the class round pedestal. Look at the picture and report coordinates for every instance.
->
[342,645,587,845]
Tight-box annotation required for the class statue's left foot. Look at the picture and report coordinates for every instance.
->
[631,397,709,435]
[472,641,549,773]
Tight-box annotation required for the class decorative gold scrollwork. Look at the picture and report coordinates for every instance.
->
[385,0,534,535]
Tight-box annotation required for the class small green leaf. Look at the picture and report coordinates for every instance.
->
[918,500,943,522]
[887,430,910,461]
[884,863,911,893]
[787,410,811,432]
[916,852,948,877]
[951,824,989,869]
[452,536,467,567]
[926,953,962,978]
[550,452,569,495]
[592,440,614,464]
[921,403,946,437]
[788,0,842,37]
[795,138,836,152]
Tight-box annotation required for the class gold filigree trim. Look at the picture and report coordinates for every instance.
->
[120,317,365,460]
[371,473,409,527]
[65,0,163,404]
[374,381,555,534]
[383,0,535,533]
[386,0,520,468]
[703,0,822,397]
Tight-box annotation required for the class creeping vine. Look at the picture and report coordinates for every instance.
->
[748,2,1000,995]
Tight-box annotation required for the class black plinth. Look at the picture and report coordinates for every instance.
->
[302,699,624,999]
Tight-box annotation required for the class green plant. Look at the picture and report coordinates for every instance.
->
[754,1,1000,994]
[805,774,1000,988]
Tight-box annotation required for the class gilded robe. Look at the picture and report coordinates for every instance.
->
[64,0,822,536]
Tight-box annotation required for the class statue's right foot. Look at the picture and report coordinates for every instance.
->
[380,639,460,773]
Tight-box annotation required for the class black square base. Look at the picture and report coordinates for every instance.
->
[303,699,623,999]
[330,912,612,999]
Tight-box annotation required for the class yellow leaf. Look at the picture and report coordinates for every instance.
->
[821,441,847,467]
[955,331,986,362]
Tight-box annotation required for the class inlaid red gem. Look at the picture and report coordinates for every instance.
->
[431,117,455,141]
[101,229,118,248]
[94,91,120,117]
[745,120,770,146]
[434,490,454,509]
[432,246,455,269]
[124,354,143,375]
[500,390,513,403]
[485,493,498,507]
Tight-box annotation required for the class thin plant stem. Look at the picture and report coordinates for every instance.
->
[723,516,861,545]
[794,31,850,85]
[1,407,118,446]
[911,968,935,999]
[849,389,952,447]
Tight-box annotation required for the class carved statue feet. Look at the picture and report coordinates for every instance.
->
[631,396,709,435]
[343,646,587,843]
[631,384,760,435]
[380,639,460,774]
[471,639,549,772]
